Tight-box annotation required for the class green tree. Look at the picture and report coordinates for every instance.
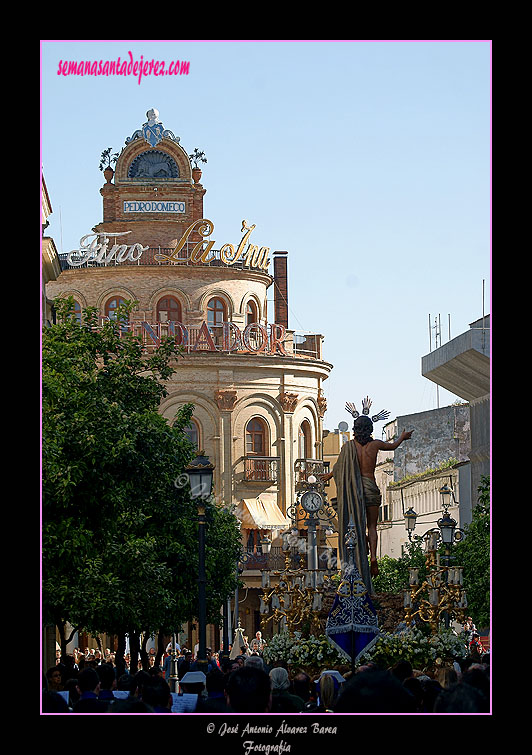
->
[204,502,243,624]
[42,297,241,666]
[372,540,427,594]
[453,475,490,628]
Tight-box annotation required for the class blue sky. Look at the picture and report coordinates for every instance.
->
[41,40,491,431]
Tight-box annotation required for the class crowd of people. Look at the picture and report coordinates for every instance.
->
[42,624,490,714]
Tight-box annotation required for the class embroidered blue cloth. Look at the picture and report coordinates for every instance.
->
[325,563,379,664]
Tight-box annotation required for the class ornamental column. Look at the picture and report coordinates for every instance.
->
[215,388,238,505]
[279,390,299,517]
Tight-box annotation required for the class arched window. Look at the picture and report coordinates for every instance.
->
[207,297,226,327]
[105,297,127,321]
[298,420,312,459]
[73,300,82,324]
[157,296,182,323]
[246,418,267,456]
[183,418,200,450]
[246,300,258,326]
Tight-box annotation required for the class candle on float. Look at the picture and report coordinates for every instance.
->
[312,593,322,611]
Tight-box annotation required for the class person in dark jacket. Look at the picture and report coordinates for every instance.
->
[73,668,111,712]
[141,677,173,712]
[196,670,230,712]
[225,667,272,713]
[97,663,116,703]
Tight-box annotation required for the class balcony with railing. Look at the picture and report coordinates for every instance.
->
[244,457,280,482]
[292,333,323,361]
[241,546,337,572]
[294,459,330,485]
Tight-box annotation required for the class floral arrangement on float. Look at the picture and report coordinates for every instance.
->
[357,627,468,672]
[263,632,346,675]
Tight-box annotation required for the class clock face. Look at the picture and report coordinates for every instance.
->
[301,490,322,513]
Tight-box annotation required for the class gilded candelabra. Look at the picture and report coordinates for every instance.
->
[404,541,468,635]
[403,482,468,634]
[260,552,334,636]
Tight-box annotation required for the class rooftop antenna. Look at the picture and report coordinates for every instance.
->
[482,279,486,353]
[428,314,442,349]
[428,314,441,408]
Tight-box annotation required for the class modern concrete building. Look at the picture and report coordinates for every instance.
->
[421,315,490,501]
[301,317,488,582]
[372,314,490,559]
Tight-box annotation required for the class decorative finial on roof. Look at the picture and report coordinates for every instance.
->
[189,147,207,169]
[146,108,160,123]
[125,108,180,147]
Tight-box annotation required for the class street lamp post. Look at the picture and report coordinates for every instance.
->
[196,499,208,673]
[290,473,337,572]
[259,475,337,636]
[168,633,179,693]
[185,453,215,675]
[404,507,418,542]
[221,600,230,662]
[403,481,466,634]
[437,484,461,629]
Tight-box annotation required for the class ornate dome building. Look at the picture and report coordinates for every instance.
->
[46,109,334,650]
